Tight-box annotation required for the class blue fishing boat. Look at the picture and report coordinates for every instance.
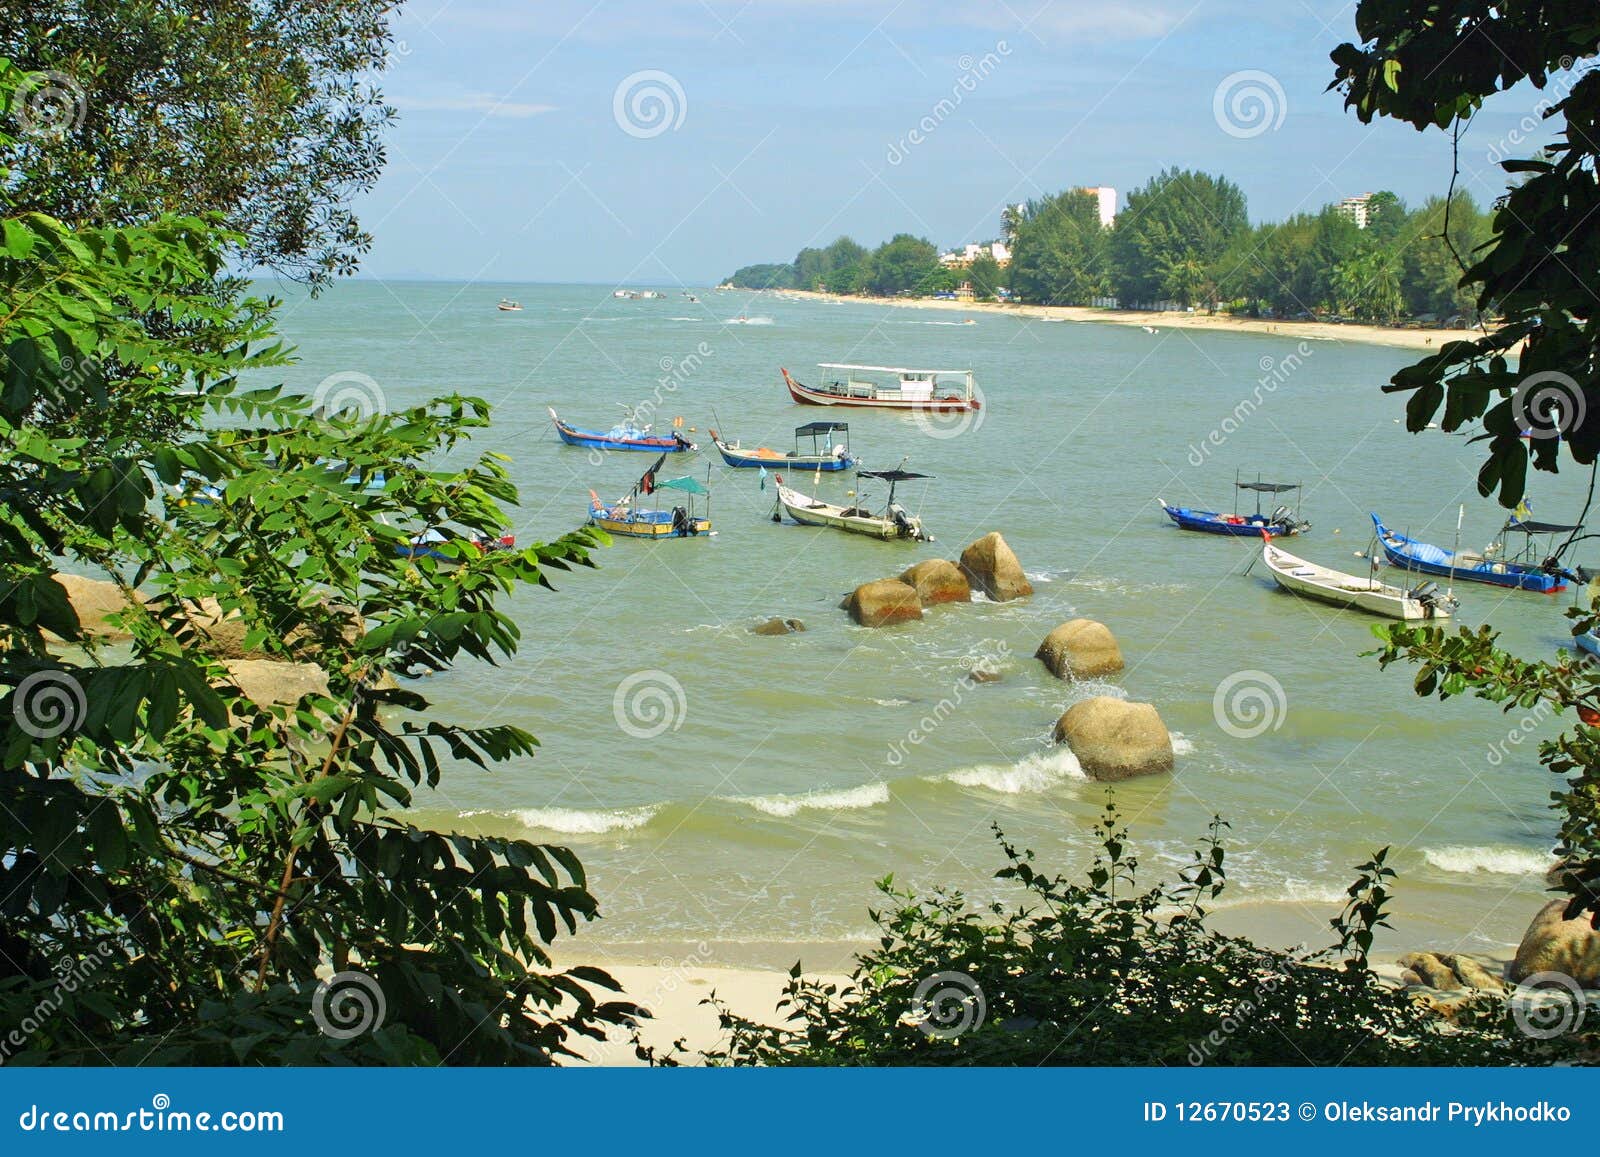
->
[710,421,855,471]
[548,406,695,453]
[1576,630,1600,660]
[395,528,516,564]
[1371,513,1570,594]
[1159,477,1308,537]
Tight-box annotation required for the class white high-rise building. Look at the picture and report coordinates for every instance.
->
[1079,186,1117,228]
[1338,193,1375,229]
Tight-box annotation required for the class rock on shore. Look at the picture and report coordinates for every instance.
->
[1053,696,1173,780]
[1510,899,1600,987]
[958,533,1032,602]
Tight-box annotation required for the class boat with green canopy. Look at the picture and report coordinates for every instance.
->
[588,453,713,538]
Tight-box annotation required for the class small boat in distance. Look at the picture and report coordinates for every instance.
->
[1371,513,1570,593]
[1161,477,1309,537]
[396,527,516,565]
[772,464,932,542]
[1261,540,1456,620]
[497,299,523,311]
[588,453,712,539]
[782,364,979,412]
[549,406,696,453]
[711,421,855,471]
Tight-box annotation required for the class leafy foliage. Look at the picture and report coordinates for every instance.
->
[1008,189,1110,305]
[0,0,397,289]
[1332,4,1600,506]
[0,59,632,1065]
[665,809,1575,1066]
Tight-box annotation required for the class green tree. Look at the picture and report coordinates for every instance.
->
[1396,194,1488,320]
[966,251,1003,301]
[725,262,795,289]
[866,233,938,296]
[1007,189,1109,305]
[0,1,397,289]
[0,61,631,1064]
[1111,169,1248,307]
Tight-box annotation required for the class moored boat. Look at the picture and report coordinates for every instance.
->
[1371,513,1568,593]
[711,421,855,471]
[772,465,932,542]
[549,406,695,453]
[1161,478,1308,538]
[587,453,712,539]
[1262,540,1456,619]
[782,364,978,412]
[497,299,522,311]
[396,527,516,564]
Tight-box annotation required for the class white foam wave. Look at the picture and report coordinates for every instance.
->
[470,805,661,834]
[1422,845,1551,877]
[939,747,1087,794]
[724,316,774,326]
[735,782,891,817]
[870,697,911,707]
[1171,732,1195,755]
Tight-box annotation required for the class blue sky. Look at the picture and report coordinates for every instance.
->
[358,0,1551,285]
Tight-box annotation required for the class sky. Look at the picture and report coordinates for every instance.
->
[356,0,1556,285]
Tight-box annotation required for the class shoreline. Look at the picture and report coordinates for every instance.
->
[774,288,1459,353]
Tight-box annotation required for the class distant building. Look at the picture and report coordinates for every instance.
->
[1338,193,1375,229]
[1078,186,1117,228]
[938,241,1011,267]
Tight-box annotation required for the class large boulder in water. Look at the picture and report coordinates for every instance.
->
[1052,697,1173,781]
[842,580,923,628]
[900,559,971,606]
[958,533,1033,602]
[51,574,142,641]
[1510,899,1600,987]
[223,659,330,707]
[1037,619,1124,680]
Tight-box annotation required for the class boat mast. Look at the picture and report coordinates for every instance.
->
[1447,504,1464,601]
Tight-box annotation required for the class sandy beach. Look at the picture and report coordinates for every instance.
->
[777,288,1465,353]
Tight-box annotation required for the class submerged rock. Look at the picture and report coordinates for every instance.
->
[1510,899,1600,987]
[1036,619,1124,680]
[752,617,806,636]
[1052,696,1173,781]
[842,580,923,628]
[899,559,971,606]
[52,574,142,641]
[957,532,1033,602]
[223,659,330,707]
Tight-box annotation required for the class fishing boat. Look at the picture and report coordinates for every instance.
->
[711,421,855,471]
[1160,477,1308,537]
[497,299,522,311]
[1576,631,1600,660]
[772,465,932,542]
[548,406,695,453]
[1371,513,1569,593]
[587,453,712,538]
[1261,540,1456,620]
[781,364,979,412]
[396,528,516,564]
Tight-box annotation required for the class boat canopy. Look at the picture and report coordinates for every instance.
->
[795,421,849,436]
[858,469,929,482]
[818,363,971,375]
[1507,518,1581,535]
[656,476,709,495]
[1237,481,1300,493]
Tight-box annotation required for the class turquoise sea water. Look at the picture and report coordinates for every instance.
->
[261,280,1581,961]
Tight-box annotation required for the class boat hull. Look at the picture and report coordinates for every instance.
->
[1577,631,1600,659]
[1162,503,1301,537]
[774,484,927,541]
[782,368,976,412]
[588,503,710,539]
[714,440,854,471]
[1371,515,1564,593]
[555,422,694,453]
[1263,543,1450,620]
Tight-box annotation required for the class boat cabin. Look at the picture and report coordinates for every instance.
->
[817,364,975,405]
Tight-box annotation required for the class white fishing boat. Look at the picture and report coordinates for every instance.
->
[772,466,932,542]
[783,364,978,412]
[1262,541,1456,620]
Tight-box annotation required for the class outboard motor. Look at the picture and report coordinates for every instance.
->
[671,506,692,535]
[889,503,916,538]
